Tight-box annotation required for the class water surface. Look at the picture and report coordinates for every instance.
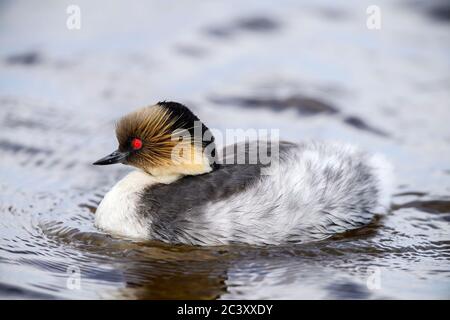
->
[0,0,449,299]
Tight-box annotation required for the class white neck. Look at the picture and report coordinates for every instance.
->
[94,170,179,239]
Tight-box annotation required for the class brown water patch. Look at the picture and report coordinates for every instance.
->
[392,199,450,214]
[394,191,428,197]
[331,215,383,241]
[78,204,97,214]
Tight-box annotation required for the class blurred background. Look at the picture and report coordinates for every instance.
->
[0,0,449,299]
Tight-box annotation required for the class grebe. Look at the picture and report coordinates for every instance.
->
[93,101,393,245]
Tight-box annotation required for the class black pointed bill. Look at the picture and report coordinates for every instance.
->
[93,150,129,165]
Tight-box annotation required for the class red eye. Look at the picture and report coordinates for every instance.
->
[131,138,142,150]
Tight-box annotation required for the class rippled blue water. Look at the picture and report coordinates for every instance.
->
[0,0,449,299]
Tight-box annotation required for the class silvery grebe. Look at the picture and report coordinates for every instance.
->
[93,101,393,245]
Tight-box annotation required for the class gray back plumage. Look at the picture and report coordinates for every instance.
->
[136,140,392,245]
[138,141,295,243]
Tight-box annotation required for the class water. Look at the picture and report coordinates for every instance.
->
[0,0,449,299]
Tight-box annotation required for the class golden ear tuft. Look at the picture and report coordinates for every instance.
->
[115,105,187,167]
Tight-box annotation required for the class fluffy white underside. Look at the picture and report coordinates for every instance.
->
[95,171,176,239]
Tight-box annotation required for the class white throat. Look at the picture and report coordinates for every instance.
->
[94,170,179,239]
